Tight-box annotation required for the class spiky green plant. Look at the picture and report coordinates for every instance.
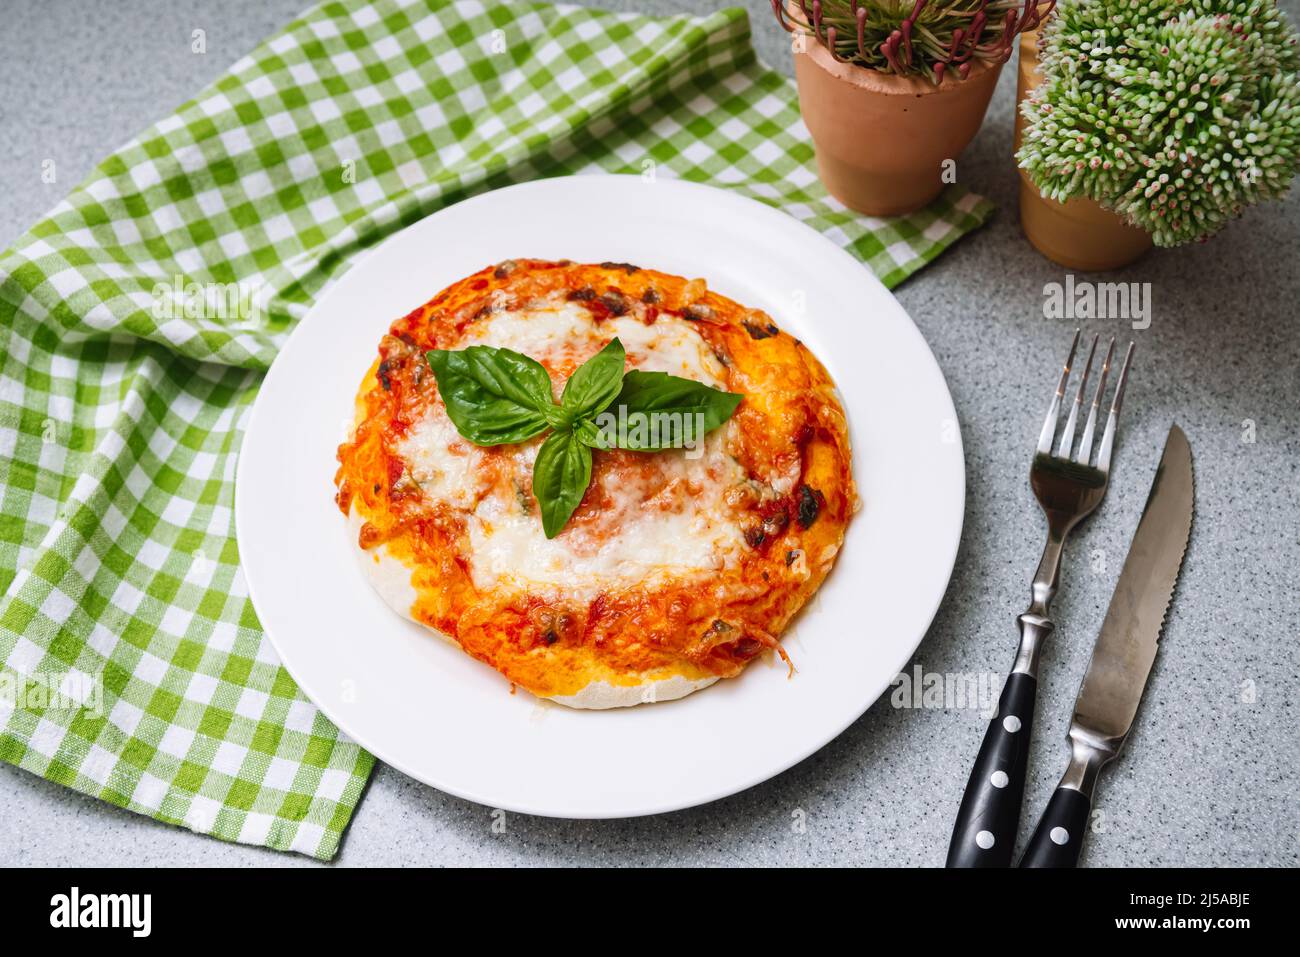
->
[772,0,1054,82]
[1018,0,1300,245]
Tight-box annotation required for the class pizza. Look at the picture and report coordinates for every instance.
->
[334,259,856,708]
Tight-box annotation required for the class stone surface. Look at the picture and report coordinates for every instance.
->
[1,0,1296,867]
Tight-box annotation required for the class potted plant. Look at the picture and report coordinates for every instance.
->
[1016,0,1300,269]
[774,0,1054,215]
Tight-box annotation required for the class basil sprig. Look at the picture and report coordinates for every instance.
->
[425,337,742,538]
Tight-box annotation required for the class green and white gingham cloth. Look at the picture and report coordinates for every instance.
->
[0,0,992,859]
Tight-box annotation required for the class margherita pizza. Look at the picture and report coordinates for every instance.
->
[334,259,856,708]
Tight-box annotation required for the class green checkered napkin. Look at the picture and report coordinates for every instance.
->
[0,0,992,859]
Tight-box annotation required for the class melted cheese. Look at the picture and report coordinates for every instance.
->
[397,300,748,597]
[460,300,726,379]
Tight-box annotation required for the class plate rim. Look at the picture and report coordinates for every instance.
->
[236,173,965,818]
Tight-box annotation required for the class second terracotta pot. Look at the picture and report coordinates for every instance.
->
[1014,32,1152,270]
[794,39,1001,217]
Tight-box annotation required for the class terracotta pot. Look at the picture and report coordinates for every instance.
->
[1015,32,1152,270]
[793,34,1001,217]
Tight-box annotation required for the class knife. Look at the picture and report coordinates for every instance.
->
[1020,424,1194,868]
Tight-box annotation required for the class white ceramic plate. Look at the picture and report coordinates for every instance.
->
[237,175,964,818]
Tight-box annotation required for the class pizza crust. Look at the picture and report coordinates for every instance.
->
[347,508,447,644]
[346,506,718,709]
[549,674,719,710]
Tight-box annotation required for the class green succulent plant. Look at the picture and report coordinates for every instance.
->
[1017,0,1300,246]
[772,0,1054,82]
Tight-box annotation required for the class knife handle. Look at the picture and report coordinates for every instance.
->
[1020,729,1114,867]
[945,670,1038,867]
[1020,786,1090,867]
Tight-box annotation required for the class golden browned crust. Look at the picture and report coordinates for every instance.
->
[334,259,856,702]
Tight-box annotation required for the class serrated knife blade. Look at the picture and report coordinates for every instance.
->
[1020,425,1194,867]
[1072,423,1194,745]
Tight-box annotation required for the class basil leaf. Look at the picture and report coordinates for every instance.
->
[560,338,626,420]
[532,429,593,539]
[573,417,611,451]
[600,369,743,451]
[426,345,554,446]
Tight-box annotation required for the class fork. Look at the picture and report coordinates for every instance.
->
[946,331,1134,868]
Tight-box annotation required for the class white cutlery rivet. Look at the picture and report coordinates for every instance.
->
[1003,715,1022,733]
[976,830,995,850]
[1050,827,1070,846]
[991,771,1009,789]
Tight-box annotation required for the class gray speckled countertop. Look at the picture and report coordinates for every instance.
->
[2,0,1297,867]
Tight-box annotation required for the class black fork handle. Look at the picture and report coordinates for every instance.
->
[946,668,1039,867]
[946,611,1054,868]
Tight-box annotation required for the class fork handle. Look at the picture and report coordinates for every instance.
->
[946,609,1054,868]
[945,670,1038,867]
[948,520,1063,868]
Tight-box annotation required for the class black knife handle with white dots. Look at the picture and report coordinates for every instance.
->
[1020,786,1090,867]
[945,671,1037,868]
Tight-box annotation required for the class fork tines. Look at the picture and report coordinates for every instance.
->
[1036,330,1135,472]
